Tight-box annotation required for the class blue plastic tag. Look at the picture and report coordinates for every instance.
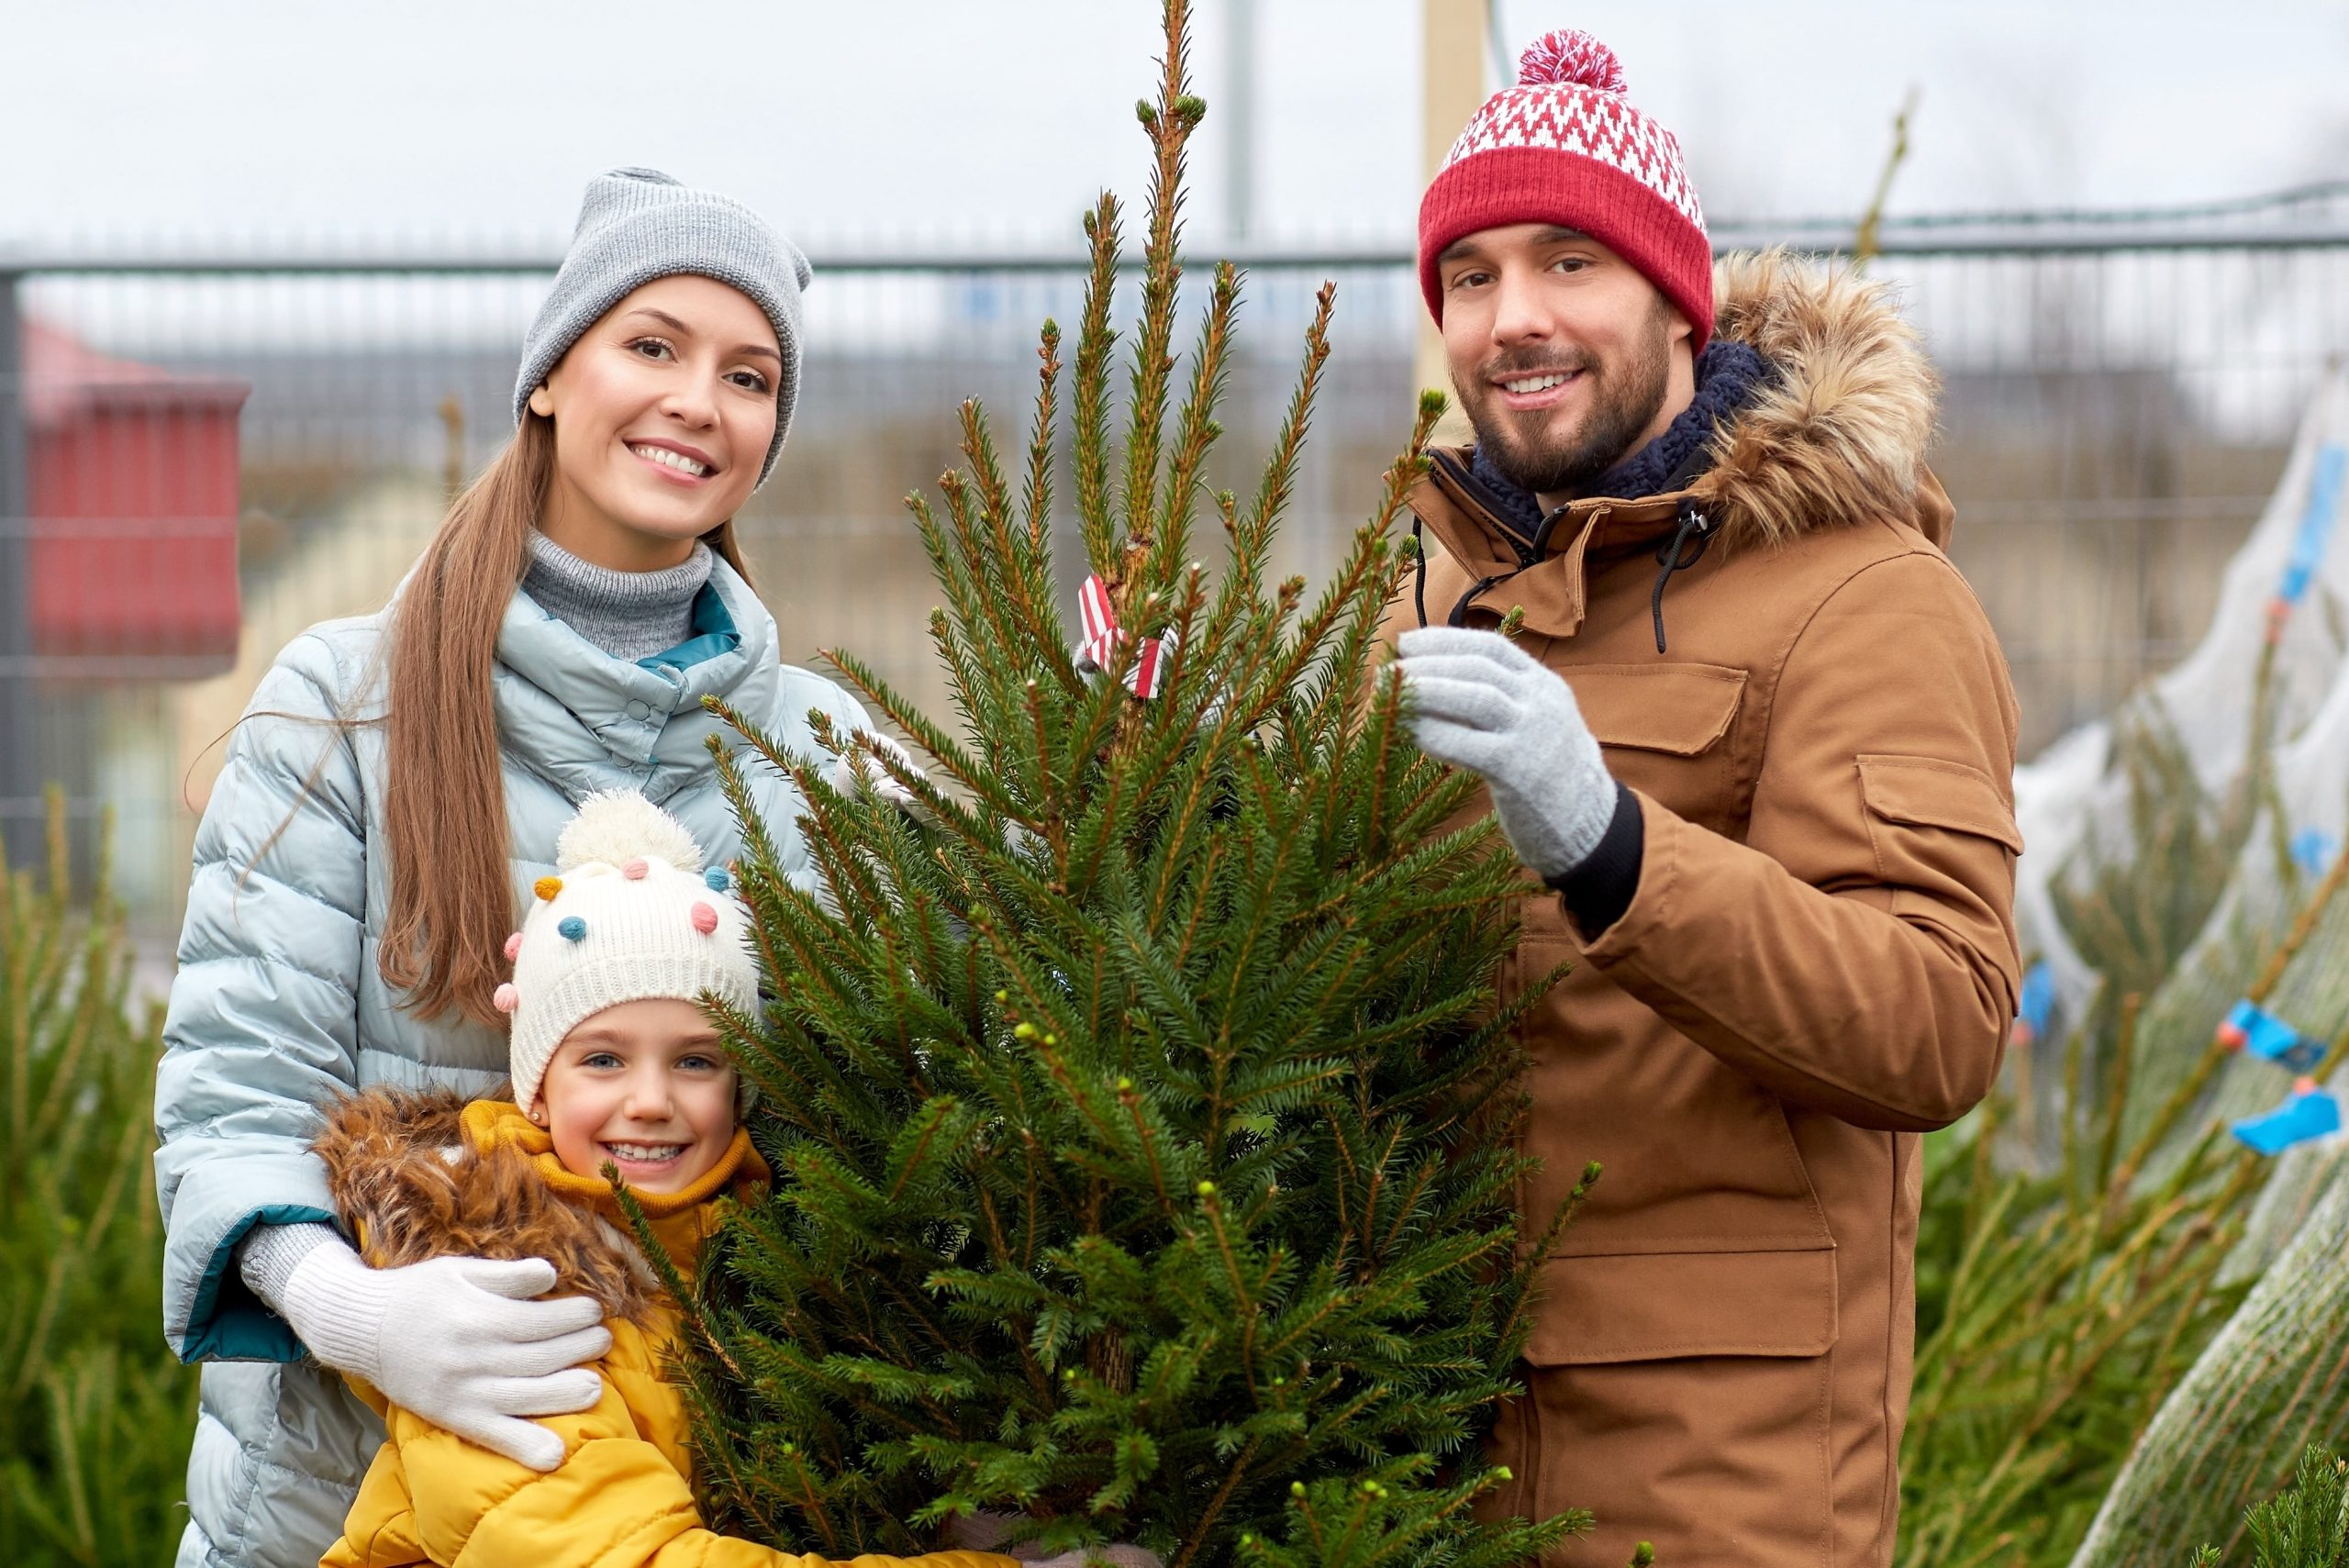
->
[2276,443,2344,608]
[2291,827,2339,879]
[2012,961,2056,1045]
[2232,1085,2343,1155]
[2221,1000,2325,1073]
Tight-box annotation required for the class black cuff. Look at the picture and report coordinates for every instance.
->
[1546,782,1643,936]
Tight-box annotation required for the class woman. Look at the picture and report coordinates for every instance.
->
[154,167,889,1568]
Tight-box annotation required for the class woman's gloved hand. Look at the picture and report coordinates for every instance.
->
[1393,625,1616,882]
[268,1230,611,1471]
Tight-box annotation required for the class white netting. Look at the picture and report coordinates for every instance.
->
[2013,369,2349,1051]
[2116,655,2349,1166]
[2068,1165,2349,1567]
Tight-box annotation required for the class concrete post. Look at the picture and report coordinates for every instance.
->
[0,273,36,857]
[1416,0,1486,443]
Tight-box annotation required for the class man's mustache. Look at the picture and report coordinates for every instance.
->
[1473,351,1598,385]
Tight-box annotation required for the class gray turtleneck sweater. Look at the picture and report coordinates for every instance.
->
[521,530,716,661]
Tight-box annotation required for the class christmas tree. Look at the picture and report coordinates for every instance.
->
[653,5,1589,1565]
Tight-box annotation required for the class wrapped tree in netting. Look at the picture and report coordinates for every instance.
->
[646,7,1589,1566]
[2012,371,2349,1084]
[2100,625,2349,1176]
[1896,995,2260,1564]
[2054,737,2349,1562]
[2069,1173,2349,1567]
[2017,699,2278,1169]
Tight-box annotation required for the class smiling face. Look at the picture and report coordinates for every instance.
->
[527,274,782,572]
[536,996,739,1195]
[1436,224,1696,506]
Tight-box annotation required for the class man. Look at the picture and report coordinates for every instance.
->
[1385,28,2021,1566]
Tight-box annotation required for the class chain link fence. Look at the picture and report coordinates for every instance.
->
[4,183,2345,921]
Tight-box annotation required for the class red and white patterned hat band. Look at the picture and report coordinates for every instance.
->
[1441,36,1705,235]
[1418,28,1715,348]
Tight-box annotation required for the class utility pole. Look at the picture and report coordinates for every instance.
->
[0,272,33,862]
[1225,0,1256,242]
[1417,0,1487,442]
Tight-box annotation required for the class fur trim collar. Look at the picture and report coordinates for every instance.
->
[1683,249,1941,547]
[314,1087,674,1325]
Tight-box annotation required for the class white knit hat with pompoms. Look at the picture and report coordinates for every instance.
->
[495,790,758,1114]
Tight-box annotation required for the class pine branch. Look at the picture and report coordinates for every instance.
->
[1074,195,1124,569]
[1151,260,1241,583]
[1117,0,1203,560]
[1024,321,1063,552]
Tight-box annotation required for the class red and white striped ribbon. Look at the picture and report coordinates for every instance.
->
[1076,573,1171,699]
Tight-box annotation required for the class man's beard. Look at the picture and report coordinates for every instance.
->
[1460,300,1674,499]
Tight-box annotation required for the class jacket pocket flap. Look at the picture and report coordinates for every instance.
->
[1523,1246,1838,1365]
[1575,663,1747,756]
[1858,754,2023,855]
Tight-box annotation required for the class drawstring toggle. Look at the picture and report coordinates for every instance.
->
[1651,501,1714,654]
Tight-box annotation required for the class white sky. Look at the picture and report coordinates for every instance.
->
[5,0,2345,255]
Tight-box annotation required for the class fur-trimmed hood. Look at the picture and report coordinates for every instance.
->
[1681,249,1942,548]
[1419,247,1947,562]
[313,1087,764,1329]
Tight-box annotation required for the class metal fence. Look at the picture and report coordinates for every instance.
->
[5,182,2347,920]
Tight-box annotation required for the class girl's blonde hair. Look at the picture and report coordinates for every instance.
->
[378,412,755,1024]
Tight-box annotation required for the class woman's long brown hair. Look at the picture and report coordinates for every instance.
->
[379,411,755,1024]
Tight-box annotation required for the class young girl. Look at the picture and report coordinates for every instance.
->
[313,792,1001,1568]
[154,168,907,1568]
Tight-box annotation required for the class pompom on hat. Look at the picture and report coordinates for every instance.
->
[498,790,758,1116]
[1417,28,1712,351]
[513,166,813,488]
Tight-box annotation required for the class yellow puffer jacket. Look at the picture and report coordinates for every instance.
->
[313,1091,1013,1568]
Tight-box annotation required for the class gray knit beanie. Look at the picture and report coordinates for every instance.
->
[513,166,812,487]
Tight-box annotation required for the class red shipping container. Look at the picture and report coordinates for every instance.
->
[25,320,249,671]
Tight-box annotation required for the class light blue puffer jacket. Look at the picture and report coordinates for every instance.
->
[154,558,868,1568]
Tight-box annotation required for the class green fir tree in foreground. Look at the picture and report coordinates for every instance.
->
[658,5,1588,1566]
[1,795,194,1565]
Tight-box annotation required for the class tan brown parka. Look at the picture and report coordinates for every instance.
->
[1378,251,2022,1566]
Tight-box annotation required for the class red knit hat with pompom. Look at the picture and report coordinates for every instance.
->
[1418,28,1711,351]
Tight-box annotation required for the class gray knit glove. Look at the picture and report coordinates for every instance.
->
[1395,626,1615,881]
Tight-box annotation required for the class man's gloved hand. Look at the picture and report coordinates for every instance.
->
[277,1237,611,1471]
[1394,625,1615,882]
